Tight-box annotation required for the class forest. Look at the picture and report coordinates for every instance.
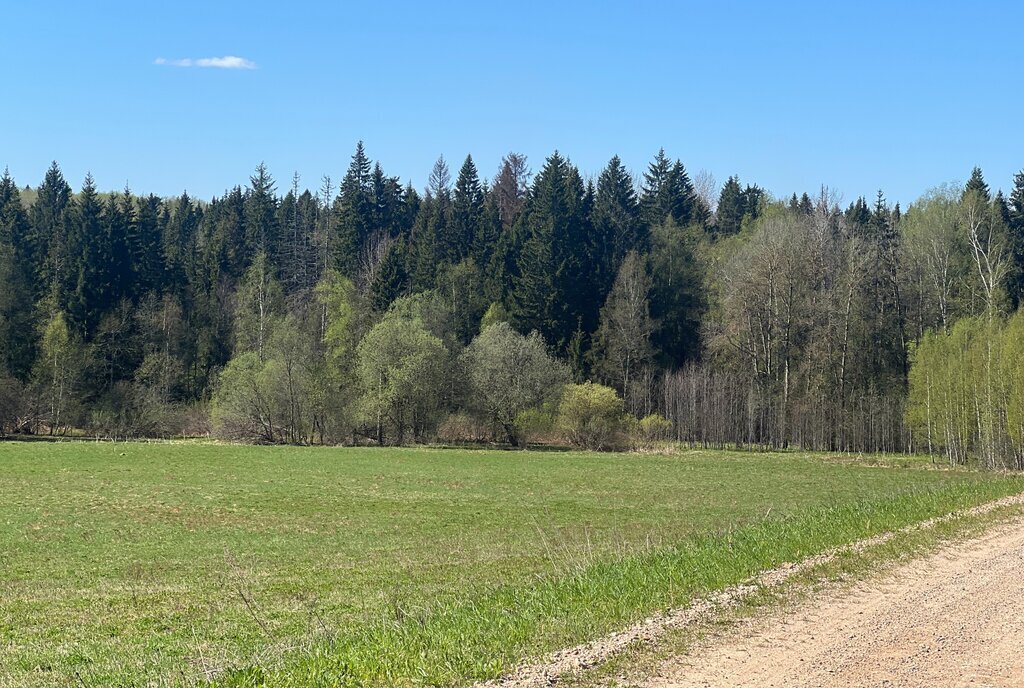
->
[1,145,1022,466]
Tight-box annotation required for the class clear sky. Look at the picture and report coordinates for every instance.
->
[3,0,1022,207]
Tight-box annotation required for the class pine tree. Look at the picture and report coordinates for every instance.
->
[640,150,696,227]
[453,155,484,262]
[0,170,35,379]
[510,152,589,351]
[715,176,745,236]
[244,163,279,259]
[29,162,74,300]
[798,192,814,215]
[964,166,991,202]
[106,191,134,304]
[334,142,374,276]
[592,155,642,297]
[67,173,106,334]
[162,192,198,294]
[1007,171,1024,309]
[370,236,410,312]
[648,219,705,366]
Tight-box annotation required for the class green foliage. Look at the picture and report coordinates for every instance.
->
[640,148,697,228]
[907,314,1024,468]
[0,170,34,379]
[213,312,337,444]
[591,155,643,295]
[512,405,557,444]
[592,251,655,396]
[356,309,449,444]
[434,258,488,344]
[315,269,357,375]
[479,301,510,331]
[637,413,674,446]
[648,219,705,366]
[556,382,626,450]
[964,166,991,202]
[510,152,591,351]
[33,309,85,433]
[232,251,284,360]
[333,142,374,276]
[3,153,1024,452]
[452,154,485,263]
[715,175,745,236]
[461,322,569,445]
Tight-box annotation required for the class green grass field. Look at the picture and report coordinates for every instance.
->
[0,442,1021,687]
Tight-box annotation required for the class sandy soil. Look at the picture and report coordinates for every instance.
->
[646,517,1024,687]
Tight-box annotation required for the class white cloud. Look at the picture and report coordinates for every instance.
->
[154,56,256,70]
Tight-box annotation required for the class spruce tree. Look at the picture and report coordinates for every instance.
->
[640,150,696,228]
[510,152,588,351]
[68,174,107,334]
[214,187,248,278]
[964,166,991,202]
[29,162,73,300]
[453,155,484,262]
[334,141,374,276]
[0,170,35,378]
[370,236,410,312]
[244,163,279,259]
[162,192,198,294]
[648,219,705,366]
[798,192,814,215]
[1007,171,1024,308]
[370,163,404,238]
[409,191,441,290]
[105,191,134,304]
[592,155,642,297]
[133,194,165,296]
[715,176,745,236]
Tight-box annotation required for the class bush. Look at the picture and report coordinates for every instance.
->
[461,322,569,446]
[634,413,674,449]
[556,383,625,451]
[435,413,490,444]
[87,382,183,440]
[513,407,558,445]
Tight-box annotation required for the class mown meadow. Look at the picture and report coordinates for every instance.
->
[1,441,1021,686]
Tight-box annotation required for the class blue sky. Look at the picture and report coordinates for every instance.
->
[3,1,1022,206]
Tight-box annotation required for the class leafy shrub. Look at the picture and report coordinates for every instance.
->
[556,383,625,450]
[513,407,558,445]
[638,411,671,444]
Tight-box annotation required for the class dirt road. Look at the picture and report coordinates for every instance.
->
[646,518,1024,687]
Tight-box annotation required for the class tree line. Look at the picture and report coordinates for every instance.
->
[0,146,1022,462]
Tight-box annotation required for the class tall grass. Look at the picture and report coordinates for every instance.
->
[216,480,1021,687]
